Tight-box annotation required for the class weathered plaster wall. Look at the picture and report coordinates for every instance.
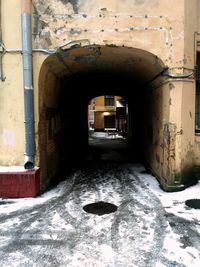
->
[32,0,184,67]
[198,0,200,31]
[33,53,48,165]
[193,1,200,177]
[179,0,197,184]
[31,0,191,189]
[0,0,199,191]
[143,81,172,187]
[195,136,200,162]
[0,0,187,167]
[0,0,24,166]
[38,61,61,189]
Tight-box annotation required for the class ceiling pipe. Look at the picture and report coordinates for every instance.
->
[21,0,35,170]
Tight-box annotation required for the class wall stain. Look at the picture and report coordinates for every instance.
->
[169,83,175,90]
[162,123,176,182]
[41,21,49,29]
[74,55,97,63]
[88,46,102,56]
[183,54,187,64]
[60,0,79,13]
[33,6,40,38]
[156,153,160,163]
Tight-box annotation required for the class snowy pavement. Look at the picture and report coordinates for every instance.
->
[0,137,200,266]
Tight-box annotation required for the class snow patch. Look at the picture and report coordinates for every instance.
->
[0,166,39,172]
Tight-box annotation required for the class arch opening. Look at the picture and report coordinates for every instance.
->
[88,95,129,163]
[38,45,166,190]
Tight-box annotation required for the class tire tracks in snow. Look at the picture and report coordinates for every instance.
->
[111,166,168,267]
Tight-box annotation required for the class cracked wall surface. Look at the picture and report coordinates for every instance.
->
[32,0,185,68]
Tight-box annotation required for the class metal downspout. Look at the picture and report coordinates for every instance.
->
[21,0,35,169]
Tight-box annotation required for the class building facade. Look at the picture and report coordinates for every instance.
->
[89,96,126,132]
[1,0,200,197]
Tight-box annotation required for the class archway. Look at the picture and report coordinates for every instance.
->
[38,45,166,190]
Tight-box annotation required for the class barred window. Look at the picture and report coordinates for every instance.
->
[105,95,114,106]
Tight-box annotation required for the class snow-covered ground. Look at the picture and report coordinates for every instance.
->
[89,131,124,140]
[138,168,200,267]
[0,136,200,267]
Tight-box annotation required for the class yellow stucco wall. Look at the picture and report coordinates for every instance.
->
[0,0,199,190]
[0,0,24,165]
[31,0,185,66]
[94,96,104,108]
[93,96,122,130]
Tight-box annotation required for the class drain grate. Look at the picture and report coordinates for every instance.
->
[83,201,118,216]
[185,199,200,209]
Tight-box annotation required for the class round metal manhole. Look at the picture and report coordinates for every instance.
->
[83,201,118,216]
[185,199,200,209]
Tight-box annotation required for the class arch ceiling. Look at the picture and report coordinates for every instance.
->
[42,45,165,84]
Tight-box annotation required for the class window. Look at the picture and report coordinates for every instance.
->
[104,95,114,106]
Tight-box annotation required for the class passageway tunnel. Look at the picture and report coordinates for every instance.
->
[38,45,166,189]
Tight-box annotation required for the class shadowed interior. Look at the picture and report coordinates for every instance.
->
[38,45,166,190]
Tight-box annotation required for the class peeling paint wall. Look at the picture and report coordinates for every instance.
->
[143,81,173,187]
[32,0,184,67]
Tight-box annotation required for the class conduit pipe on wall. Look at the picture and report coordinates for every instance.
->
[148,67,194,85]
[21,0,35,170]
[3,39,90,54]
[164,70,194,79]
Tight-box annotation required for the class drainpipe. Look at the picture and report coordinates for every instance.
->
[21,0,35,169]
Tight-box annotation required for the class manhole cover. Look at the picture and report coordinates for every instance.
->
[185,199,200,209]
[83,201,118,216]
